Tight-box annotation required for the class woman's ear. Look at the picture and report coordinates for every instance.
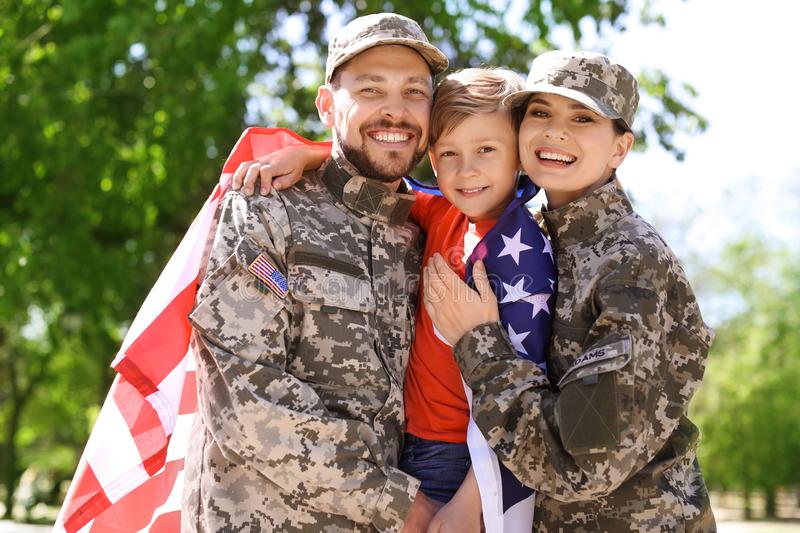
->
[609,131,634,169]
[316,86,335,127]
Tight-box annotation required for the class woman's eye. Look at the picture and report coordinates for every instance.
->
[528,109,548,118]
[575,115,594,123]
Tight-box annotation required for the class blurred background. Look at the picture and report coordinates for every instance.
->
[1,0,798,530]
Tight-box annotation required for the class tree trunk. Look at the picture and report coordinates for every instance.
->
[1,350,41,521]
[743,488,752,520]
[2,388,22,520]
[765,487,777,519]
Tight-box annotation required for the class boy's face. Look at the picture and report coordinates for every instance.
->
[430,110,519,221]
[316,45,433,184]
[517,93,633,209]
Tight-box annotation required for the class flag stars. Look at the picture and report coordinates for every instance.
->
[500,278,533,303]
[498,229,533,266]
[541,233,554,263]
[522,293,551,319]
[507,324,531,355]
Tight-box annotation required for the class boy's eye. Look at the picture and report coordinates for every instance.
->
[478,146,496,153]
[438,150,456,157]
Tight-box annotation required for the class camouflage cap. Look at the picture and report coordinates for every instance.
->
[504,51,639,129]
[325,13,449,84]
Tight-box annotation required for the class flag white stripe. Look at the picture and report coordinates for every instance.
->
[147,349,192,434]
[464,380,505,533]
[84,381,148,495]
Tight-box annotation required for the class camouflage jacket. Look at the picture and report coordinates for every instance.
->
[453,180,716,532]
[182,155,422,532]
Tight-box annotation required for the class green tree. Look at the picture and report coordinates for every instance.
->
[0,0,704,518]
[693,239,800,518]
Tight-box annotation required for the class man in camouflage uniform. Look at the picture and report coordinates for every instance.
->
[182,13,448,532]
[427,52,716,531]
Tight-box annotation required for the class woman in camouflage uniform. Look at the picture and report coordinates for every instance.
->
[424,51,716,532]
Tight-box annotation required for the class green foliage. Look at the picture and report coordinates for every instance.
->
[693,238,800,510]
[0,0,704,517]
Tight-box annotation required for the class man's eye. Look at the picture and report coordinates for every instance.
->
[361,87,379,94]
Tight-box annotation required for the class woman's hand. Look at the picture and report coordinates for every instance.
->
[426,468,483,533]
[231,144,331,196]
[423,255,500,346]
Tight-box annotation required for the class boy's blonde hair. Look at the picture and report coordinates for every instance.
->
[430,67,525,146]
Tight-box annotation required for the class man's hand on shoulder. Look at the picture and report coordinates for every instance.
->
[400,490,443,533]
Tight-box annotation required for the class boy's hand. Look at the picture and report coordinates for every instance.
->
[424,255,499,345]
[231,144,330,196]
[427,468,483,533]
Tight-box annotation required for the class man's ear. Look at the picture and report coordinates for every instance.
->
[609,131,634,169]
[428,148,438,176]
[316,85,335,127]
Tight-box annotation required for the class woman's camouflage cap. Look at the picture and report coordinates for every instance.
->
[325,13,449,84]
[504,51,639,129]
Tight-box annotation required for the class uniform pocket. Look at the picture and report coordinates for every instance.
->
[288,252,375,314]
[556,337,633,455]
[190,238,286,362]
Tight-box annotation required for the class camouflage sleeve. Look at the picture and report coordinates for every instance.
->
[190,191,420,531]
[453,254,709,501]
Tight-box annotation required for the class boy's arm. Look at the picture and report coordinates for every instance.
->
[229,137,453,233]
[426,468,482,533]
[233,142,332,195]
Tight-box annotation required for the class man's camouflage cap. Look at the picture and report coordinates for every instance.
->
[325,13,449,84]
[504,51,639,129]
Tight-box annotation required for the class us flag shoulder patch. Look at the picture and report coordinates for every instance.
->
[248,253,288,299]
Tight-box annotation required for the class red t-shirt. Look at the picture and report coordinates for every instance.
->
[406,192,496,443]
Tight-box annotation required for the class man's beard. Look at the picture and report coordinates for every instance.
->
[337,120,427,183]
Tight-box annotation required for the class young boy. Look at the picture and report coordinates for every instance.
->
[423,51,716,531]
[235,67,556,531]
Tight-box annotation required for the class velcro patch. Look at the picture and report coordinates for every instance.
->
[569,338,629,374]
[558,337,631,389]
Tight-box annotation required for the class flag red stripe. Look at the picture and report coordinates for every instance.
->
[117,279,198,393]
[251,260,275,276]
[149,510,182,533]
[179,370,197,415]
[88,458,184,533]
[62,461,112,533]
[113,376,169,476]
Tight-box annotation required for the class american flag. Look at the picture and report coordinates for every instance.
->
[464,177,556,533]
[248,254,289,299]
[54,128,331,532]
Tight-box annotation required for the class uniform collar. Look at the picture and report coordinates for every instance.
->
[320,152,416,226]
[542,179,632,249]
